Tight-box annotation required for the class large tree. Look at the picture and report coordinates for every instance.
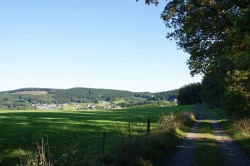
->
[143,0,250,113]
[177,83,202,105]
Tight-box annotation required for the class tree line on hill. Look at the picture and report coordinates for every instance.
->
[0,88,178,110]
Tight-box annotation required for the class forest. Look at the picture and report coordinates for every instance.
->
[0,87,178,110]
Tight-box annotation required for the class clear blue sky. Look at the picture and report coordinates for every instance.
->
[0,0,201,92]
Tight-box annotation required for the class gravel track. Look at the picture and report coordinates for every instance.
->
[165,107,250,166]
[205,110,250,166]
[165,113,202,166]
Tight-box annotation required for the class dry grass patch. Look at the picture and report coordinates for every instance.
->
[233,118,250,136]
[159,111,196,131]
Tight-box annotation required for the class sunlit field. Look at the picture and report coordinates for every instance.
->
[0,105,192,165]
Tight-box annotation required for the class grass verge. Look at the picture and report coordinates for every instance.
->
[208,108,250,156]
[194,111,222,166]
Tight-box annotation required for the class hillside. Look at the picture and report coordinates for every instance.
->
[0,87,178,110]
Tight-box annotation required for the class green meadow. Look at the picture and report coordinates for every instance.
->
[0,105,192,165]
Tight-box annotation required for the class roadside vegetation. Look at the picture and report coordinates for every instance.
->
[208,107,250,156]
[110,110,196,166]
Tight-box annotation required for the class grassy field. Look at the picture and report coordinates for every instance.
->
[0,105,193,165]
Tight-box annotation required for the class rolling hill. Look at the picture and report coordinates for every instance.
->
[0,87,178,110]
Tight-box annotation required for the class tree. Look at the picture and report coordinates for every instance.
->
[143,0,250,114]
[201,65,225,107]
[177,83,202,105]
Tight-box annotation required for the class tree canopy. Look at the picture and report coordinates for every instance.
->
[144,0,250,114]
[177,83,202,105]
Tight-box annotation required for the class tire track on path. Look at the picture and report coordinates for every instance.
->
[165,110,203,166]
[165,105,250,166]
[205,110,250,166]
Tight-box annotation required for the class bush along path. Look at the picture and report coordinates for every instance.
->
[165,104,250,166]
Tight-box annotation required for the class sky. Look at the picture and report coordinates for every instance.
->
[0,0,202,92]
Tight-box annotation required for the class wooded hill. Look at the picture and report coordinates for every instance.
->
[0,87,178,110]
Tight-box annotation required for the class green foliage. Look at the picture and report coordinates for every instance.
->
[153,89,178,101]
[51,87,142,103]
[223,69,250,113]
[0,88,178,110]
[178,83,202,105]
[159,0,248,75]
[139,0,159,6]
[146,0,250,114]
[201,68,224,107]
[0,94,34,110]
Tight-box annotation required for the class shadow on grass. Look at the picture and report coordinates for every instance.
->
[0,106,193,165]
[194,138,222,166]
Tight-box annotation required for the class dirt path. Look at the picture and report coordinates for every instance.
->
[165,106,250,166]
[204,110,250,166]
[165,113,203,166]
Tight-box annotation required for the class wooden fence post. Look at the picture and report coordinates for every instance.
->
[128,121,131,145]
[147,116,151,137]
[102,129,106,162]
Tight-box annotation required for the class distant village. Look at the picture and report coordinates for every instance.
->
[32,101,122,110]
[33,103,58,110]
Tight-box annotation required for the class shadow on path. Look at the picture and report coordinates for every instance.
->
[165,105,250,166]
[205,111,250,166]
[165,113,202,166]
